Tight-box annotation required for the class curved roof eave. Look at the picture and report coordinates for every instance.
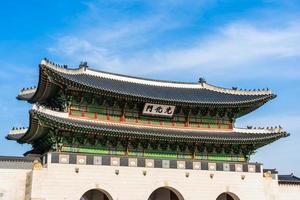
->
[18,59,276,108]
[17,106,288,146]
[17,63,61,103]
[6,128,28,140]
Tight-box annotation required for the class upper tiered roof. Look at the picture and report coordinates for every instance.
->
[17,59,275,108]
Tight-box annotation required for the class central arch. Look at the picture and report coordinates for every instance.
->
[148,187,184,200]
[216,192,240,200]
[80,189,113,200]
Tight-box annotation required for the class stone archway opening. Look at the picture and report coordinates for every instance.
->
[148,187,184,200]
[80,189,113,200]
[216,192,240,200]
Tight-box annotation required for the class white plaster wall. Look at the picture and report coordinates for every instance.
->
[0,169,31,200]
[261,177,280,200]
[278,184,300,200]
[30,163,273,200]
[1,164,300,200]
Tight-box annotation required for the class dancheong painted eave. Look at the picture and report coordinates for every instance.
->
[7,105,289,147]
[17,58,276,107]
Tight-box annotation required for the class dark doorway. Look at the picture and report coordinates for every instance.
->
[148,187,183,200]
[80,189,111,200]
[216,192,239,200]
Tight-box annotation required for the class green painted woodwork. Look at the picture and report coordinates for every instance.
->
[144,150,177,159]
[60,146,246,162]
[69,102,232,129]
[110,149,126,156]
[70,110,82,117]
[62,146,109,154]
[178,154,193,159]
[128,151,143,157]
[29,99,257,160]
[206,154,245,162]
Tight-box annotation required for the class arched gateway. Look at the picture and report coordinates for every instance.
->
[5,59,290,200]
[80,189,113,200]
[216,192,240,200]
[148,187,184,200]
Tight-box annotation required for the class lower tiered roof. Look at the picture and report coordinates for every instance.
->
[7,105,288,146]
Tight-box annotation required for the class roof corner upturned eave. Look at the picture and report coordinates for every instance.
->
[7,108,50,144]
[16,59,67,103]
[6,128,28,141]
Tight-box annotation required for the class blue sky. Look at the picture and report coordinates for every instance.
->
[0,0,300,175]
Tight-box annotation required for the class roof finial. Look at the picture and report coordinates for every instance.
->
[79,61,88,69]
[198,77,206,85]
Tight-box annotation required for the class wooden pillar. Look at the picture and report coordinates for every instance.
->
[120,102,127,122]
[184,107,191,127]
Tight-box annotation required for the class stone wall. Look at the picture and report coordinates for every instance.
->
[30,151,289,200]
[278,184,300,200]
[1,153,300,200]
[0,169,31,200]
[31,163,263,200]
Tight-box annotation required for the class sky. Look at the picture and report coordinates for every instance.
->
[0,0,299,175]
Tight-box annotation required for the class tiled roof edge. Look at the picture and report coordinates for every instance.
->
[0,156,36,162]
[40,58,274,96]
[6,128,28,140]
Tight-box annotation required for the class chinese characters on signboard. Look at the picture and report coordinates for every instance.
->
[142,103,176,117]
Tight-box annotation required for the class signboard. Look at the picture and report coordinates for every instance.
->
[142,103,176,117]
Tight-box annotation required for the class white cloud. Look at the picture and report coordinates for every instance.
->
[0,62,36,83]
[47,1,300,80]
[48,20,300,80]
